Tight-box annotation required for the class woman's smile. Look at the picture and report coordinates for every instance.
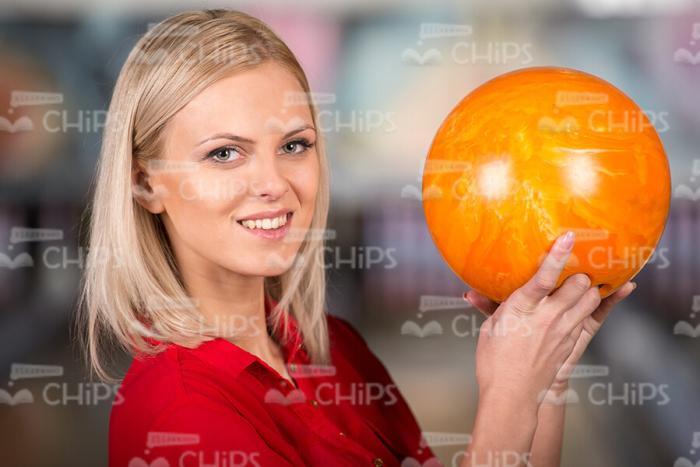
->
[236,211,294,240]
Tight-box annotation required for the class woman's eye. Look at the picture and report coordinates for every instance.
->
[208,147,240,162]
[280,139,313,155]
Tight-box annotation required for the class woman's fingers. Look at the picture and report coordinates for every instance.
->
[549,273,592,309]
[509,231,575,313]
[565,281,636,334]
[464,290,498,317]
[563,286,602,329]
[590,281,636,323]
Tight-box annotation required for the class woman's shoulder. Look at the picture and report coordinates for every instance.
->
[109,342,258,464]
[110,345,189,428]
[325,313,396,383]
[326,313,371,349]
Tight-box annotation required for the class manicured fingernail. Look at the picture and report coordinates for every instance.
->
[558,231,575,251]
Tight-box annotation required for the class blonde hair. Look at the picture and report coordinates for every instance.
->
[77,9,330,381]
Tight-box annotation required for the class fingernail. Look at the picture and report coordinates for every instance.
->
[558,231,575,251]
[463,292,471,303]
[631,282,637,291]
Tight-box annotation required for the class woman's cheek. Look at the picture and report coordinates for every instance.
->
[297,153,320,209]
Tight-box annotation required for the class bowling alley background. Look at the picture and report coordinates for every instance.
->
[1,1,699,466]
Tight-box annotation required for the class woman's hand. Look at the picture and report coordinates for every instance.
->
[466,231,635,406]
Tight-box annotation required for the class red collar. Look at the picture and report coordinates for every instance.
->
[149,295,306,380]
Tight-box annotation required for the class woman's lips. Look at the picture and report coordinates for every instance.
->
[236,212,293,240]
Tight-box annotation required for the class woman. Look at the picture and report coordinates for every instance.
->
[78,9,635,467]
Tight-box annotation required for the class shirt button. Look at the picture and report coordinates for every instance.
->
[338,431,346,437]
[289,363,297,372]
[372,458,384,467]
[310,399,319,408]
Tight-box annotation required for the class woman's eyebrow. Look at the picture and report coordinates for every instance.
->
[196,133,255,146]
[196,125,316,147]
[281,124,316,138]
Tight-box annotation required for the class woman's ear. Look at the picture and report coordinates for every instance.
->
[131,162,166,214]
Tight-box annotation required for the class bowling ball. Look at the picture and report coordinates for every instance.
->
[422,67,671,303]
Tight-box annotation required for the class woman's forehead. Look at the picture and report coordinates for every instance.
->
[168,63,314,139]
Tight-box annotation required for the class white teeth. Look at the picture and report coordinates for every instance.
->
[239,213,289,230]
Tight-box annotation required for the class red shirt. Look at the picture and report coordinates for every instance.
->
[109,298,441,466]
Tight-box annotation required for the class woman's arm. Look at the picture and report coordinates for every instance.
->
[529,383,568,467]
[528,283,635,467]
[465,386,540,467]
[463,233,635,467]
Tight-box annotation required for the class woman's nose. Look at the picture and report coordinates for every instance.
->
[247,154,289,200]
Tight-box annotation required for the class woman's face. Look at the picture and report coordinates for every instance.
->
[136,61,319,278]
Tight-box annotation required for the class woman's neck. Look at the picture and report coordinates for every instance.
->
[176,258,294,384]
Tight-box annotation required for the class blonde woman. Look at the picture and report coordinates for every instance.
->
[79,9,635,467]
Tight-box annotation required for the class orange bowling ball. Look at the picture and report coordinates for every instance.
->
[422,67,671,303]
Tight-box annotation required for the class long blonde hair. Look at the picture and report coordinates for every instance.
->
[77,9,330,381]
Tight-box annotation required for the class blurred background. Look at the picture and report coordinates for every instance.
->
[1,0,699,466]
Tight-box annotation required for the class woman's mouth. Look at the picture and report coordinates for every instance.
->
[236,212,293,240]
